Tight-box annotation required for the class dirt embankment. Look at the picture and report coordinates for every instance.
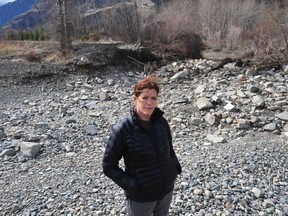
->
[0,40,162,104]
[0,40,264,105]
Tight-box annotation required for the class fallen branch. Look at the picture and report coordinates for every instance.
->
[127,55,144,65]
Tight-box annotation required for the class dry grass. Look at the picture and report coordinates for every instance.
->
[43,51,74,63]
[0,40,26,56]
[43,52,63,63]
[0,40,66,63]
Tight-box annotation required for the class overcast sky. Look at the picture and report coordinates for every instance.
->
[0,0,15,6]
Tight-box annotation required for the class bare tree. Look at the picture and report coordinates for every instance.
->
[57,0,73,55]
[113,1,141,43]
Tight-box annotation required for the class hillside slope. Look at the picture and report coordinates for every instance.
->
[0,0,130,31]
[0,0,37,27]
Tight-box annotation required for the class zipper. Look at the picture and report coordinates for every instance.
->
[150,126,165,195]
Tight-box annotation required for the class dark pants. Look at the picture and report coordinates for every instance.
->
[127,190,173,216]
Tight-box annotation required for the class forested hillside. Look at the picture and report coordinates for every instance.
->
[1,0,288,64]
[0,0,37,27]
[0,0,127,30]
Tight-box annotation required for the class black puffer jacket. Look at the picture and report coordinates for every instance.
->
[102,108,182,202]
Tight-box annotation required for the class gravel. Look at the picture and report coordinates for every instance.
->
[0,58,287,216]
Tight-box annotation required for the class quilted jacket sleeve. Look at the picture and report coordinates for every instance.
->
[166,119,182,174]
[102,119,136,190]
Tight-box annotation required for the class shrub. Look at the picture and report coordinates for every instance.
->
[247,3,288,63]
[141,0,204,59]
[27,50,40,62]
[172,32,205,59]
[89,31,98,41]
[79,35,89,41]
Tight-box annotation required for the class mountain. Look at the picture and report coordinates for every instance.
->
[0,0,15,6]
[0,0,159,33]
[0,0,130,31]
[0,0,37,27]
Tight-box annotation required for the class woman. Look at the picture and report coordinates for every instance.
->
[102,75,182,216]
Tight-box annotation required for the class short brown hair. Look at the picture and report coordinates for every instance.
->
[134,75,160,97]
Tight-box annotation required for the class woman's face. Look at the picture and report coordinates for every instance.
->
[133,88,158,121]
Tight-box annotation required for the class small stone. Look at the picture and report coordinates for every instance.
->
[20,142,42,157]
[196,97,214,110]
[99,91,109,101]
[0,148,16,157]
[252,187,263,198]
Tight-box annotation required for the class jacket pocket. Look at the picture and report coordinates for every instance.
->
[161,157,178,184]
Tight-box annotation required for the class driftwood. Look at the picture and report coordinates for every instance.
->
[127,55,144,66]
[65,42,160,72]
[210,56,283,74]
[211,58,235,71]
[254,62,283,72]
[114,46,160,65]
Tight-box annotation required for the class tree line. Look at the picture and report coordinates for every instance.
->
[4,0,288,62]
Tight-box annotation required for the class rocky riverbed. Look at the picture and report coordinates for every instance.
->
[0,57,287,216]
